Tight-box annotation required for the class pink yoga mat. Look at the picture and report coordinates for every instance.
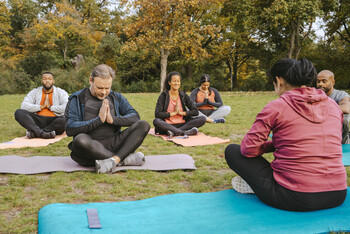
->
[0,154,196,174]
[0,133,67,149]
[148,128,230,147]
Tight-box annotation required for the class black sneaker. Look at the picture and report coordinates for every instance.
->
[167,130,174,139]
[184,127,198,136]
[26,131,35,139]
[41,131,56,139]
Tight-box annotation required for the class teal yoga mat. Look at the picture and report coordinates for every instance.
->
[38,188,350,234]
[343,144,350,166]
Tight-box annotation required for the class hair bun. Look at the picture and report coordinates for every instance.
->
[270,58,316,86]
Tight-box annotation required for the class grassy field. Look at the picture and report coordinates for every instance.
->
[0,92,349,233]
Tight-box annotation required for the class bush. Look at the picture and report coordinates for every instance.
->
[19,51,59,79]
[239,71,270,91]
[0,58,33,94]
[122,80,160,93]
[52,58,98,94]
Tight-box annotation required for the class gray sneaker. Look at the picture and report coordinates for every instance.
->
[118,152,145,166]
[26,131,35,139]
[184,127,198,136]
[41,131,56,139]
[167,130,174,139]
[95,158,116,174]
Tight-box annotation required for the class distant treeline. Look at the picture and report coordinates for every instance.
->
[0,0,349,94]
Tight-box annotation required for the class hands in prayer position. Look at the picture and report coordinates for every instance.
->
[170,102,186,117]
[99,99,114,124]
[40,94,51,110]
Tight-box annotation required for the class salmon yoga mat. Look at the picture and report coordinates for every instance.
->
[38,188,350,234]
[0,132,67,149]
[0,154,196,174]
[148,128,230,147]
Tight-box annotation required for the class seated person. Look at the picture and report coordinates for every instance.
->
[14,72,68,139]
[317,70,350,144]
[190,74,231,123]
[153,71,206,138]
[225,58,347,211]
[65,64,150,174]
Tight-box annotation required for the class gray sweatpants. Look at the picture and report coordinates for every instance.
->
[195,105,231,120]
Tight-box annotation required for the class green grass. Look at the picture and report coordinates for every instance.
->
[0,92,349,233]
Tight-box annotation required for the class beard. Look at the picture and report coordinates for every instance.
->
[42,83,53,91]
[319,86,331,94]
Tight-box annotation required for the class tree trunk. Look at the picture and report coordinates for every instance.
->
[232,52,238,89]
[225,59,233,90]
[185,63,193,83]
[63,48,67,61]
[293,16,300,60]
[288,20,296,59]
[160,47,170,92]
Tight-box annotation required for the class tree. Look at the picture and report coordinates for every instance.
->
[0,1,12,57]
[121,0,221,91]
[323,0,350,45]
[22,1,101,62]
[211,0,262,90]
[251,0,323,60]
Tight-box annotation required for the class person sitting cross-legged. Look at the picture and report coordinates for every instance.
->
[225,58,347,211]
[317,70,350,144]
[190,74,231,123]
[65,64,150,174]
[14,72,68,139]
[153,71,206,138]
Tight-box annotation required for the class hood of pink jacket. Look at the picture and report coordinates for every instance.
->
[280,87,329,123]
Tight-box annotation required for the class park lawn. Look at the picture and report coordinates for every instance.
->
[0,92,349,233]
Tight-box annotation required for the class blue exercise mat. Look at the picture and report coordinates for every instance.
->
[343,144,350,166]
[38,188,350,234]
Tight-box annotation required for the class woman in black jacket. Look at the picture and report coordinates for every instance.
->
[153,71,206,138]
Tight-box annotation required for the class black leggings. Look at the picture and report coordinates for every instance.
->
[153,116,206,135]
[225,144,347,211]
[70,120,150,166]
[14,109,65,136]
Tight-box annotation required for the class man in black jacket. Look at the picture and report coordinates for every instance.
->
[65,64,150,173]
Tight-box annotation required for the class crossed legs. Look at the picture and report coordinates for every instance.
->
[225,144,347,211]
[70,120,150,166]
[14,109,65,137]
[153,117,206,135]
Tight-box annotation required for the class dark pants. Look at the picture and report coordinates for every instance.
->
[14,109,65,137]
[69,120,150,166]
[153,116,206,135]
[225,144,347,211]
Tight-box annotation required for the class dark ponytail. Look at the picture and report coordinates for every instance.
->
[269,58,317,86]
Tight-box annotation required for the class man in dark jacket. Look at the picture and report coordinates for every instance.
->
[65,64,150,173]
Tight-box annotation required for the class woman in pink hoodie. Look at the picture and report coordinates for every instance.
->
[225,58,347,211]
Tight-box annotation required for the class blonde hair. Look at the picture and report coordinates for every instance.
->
[90,64,115,81]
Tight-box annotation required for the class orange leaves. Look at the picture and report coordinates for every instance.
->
[22,2,100,60]
[123,0,221,61]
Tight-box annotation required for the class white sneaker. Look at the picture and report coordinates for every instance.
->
[95,158,116,174]
[231,176,254,194]
[118,152,145,166]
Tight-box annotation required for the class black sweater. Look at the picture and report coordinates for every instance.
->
[155,90,199,120]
